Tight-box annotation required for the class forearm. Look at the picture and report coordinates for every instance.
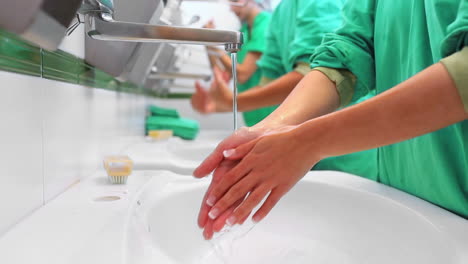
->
[218,50,233,73]
[207,46,233,72]
[256,70,340,129]
[236,71,305,112]
[296,63,468,161]
[206,46,222,70]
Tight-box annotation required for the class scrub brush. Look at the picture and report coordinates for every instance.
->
[103,155,133,184]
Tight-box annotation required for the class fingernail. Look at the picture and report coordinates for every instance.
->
[208,208,219,219]
[226,216,237,226]
[252,215,261,223]
[223,149,235,158]
[206,195,216,206]
[203,230,210,240]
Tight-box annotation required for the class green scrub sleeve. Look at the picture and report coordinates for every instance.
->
[439,0,468,113]
[440,47,468,113]
[289,0,344,69]
[257,62,311,87]
[256,16,283,79]
[310,0,376,106]
[259,76,274,86]
[293,62,312,76]
[441,0,468,57]
[312,67,356,107]
[244,12,270,54]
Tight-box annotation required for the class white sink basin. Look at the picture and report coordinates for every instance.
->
[125,171,468,264]
[125,130,230,175]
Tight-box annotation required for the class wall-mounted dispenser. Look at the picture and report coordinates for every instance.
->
[0,0,83,50]
[82,0,242,92]
[118,0,184,87]
[84,0,165,80]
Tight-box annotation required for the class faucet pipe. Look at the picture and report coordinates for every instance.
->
[85,14,243,52]
[147,72,211,81]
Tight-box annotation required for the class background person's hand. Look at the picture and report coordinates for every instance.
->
[203,19,216,29]
[191,81,216,114]
[190,67,233,114]
[209,67,234,112]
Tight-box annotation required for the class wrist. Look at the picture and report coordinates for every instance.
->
[213,93,233,112]
[255,112,293,131]
[290,120,332,163]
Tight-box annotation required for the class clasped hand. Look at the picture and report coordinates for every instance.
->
[193,125,317,239]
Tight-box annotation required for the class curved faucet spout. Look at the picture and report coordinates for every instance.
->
[86,14,243,52]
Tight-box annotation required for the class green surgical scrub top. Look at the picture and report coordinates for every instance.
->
[255,0,378,179]
[311,0,468,218]
[237,11,276,127]
[257,0,345,79]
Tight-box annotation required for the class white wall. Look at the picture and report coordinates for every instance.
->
[0,44,209,238]
[0,70,155,236]
[0,72,45,238]
[181,1,240,30]
[0,4,244,237]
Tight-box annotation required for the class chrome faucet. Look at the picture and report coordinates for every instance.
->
[80,0,243,52]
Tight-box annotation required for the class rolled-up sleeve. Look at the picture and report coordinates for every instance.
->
[440,1,468,113]
[441,47,468,113]
[312,67,356,107]
[293,62,313,76]
[259,76,274,86]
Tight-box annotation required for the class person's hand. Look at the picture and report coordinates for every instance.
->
[198,159,250,239]
[190,76,232,113]
[195,127,265,239]
[195,125,299,238]
[197,126,269,239]
[194,126,266,178]
[203,19,215,29]
[203,126,318,227]
[218,67,231,82]
[191,81,216,114]
[209,67,233,112]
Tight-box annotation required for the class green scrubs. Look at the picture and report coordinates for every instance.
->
[255,0,378,179]
[311,0,468,218]
[237,11,275,127]
[257,0,345,79]
[313,92,378,179]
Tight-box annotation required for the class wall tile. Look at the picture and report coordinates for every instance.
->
[0,72,44,236]
[42,81,96,202]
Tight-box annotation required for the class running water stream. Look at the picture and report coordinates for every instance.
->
[195,220,257,264]
[195,52,246,264]
[230,52,238,130]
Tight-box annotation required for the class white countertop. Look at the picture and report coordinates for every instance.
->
[1,168,467,264]
[0,170,158,264]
